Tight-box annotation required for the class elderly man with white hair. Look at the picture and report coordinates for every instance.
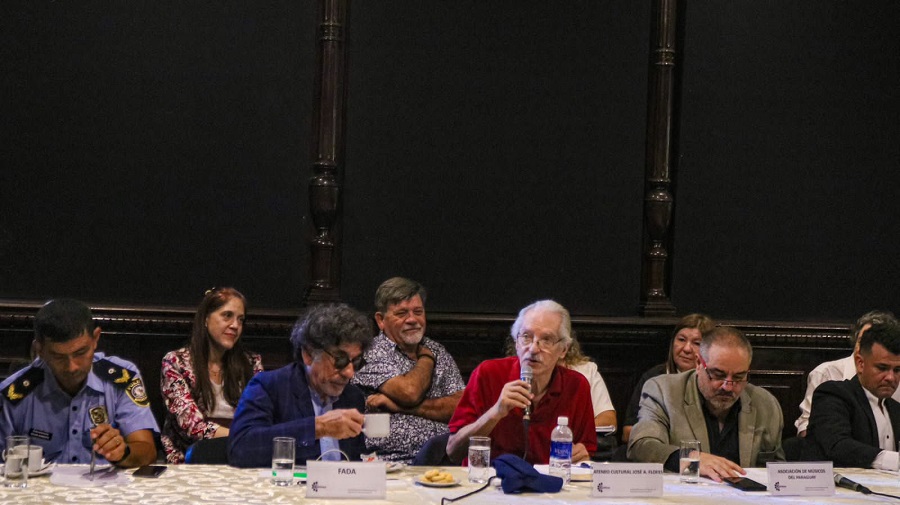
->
[446,300,596,464]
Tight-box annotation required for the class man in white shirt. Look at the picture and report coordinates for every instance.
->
[805,321,900,469]
[795,310,897,436]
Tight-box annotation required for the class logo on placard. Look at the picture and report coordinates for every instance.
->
[596,482,610,493]
[311,481,327,492]
[774,481,785,491]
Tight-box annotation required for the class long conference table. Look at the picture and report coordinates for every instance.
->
[0,464,897,504]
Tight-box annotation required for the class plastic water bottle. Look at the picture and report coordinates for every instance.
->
[549,416,573,484]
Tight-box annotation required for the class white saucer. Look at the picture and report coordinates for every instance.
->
[386,462,404,473]
[2,462,54,478]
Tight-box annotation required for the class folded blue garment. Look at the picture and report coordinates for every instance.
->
[492,454,563,494]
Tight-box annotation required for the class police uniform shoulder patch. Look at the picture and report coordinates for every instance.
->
[126,377,149,407]
[2,366,44,405]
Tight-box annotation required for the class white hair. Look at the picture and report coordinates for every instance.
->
[510,299,572,346]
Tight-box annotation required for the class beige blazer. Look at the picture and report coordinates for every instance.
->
[627,370,785,467]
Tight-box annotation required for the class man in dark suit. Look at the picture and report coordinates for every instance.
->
[806,321,900,469]
[229,304,374,467]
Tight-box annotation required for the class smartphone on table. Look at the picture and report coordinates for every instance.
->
[133,465,167,478]
[723,476,766,492]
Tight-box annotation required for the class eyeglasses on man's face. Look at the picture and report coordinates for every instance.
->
[515,332,562,351]
[699,355,748,386]
[323,348,366,371]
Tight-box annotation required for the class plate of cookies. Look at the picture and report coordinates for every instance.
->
[417,469,460,487]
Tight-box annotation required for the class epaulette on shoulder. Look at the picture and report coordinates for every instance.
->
[93,358,150,407]
[93,358,135,387]
[2,366,44,405]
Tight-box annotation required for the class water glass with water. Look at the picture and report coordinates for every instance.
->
[467,436,491,483]
[3,435,30,488]
[271,437,295,486]
[679,439,701,484]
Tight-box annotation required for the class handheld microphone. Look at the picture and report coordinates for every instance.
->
[833,473,872,494]
[520,364,533,421]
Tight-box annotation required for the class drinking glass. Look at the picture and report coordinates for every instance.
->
[679,439,701,484]
[3,435,30,488]
[467,436,491,483]
[272,437,295,486]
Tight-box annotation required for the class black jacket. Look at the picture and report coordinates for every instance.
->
[804,375,900,467]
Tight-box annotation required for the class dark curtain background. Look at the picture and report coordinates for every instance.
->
[1,1,897,320]
[1,1,315,308]
[341,1,649,314]
[673,1,900,320]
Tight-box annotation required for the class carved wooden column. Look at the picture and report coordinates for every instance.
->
[640,0,677,316]
[304,0,350,305]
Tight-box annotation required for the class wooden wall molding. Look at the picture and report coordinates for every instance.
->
[0,300,851,439]
[640,0,679,316]
[305,0,351,304]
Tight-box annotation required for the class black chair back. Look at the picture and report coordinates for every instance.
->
[185,437,230,464]
[782,436,806,462]
[411,432,456,466]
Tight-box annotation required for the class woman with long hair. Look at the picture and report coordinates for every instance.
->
[160,287,263,463]
[621,313,715,442]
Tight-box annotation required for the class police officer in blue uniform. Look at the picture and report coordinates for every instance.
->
[0,299,159,467]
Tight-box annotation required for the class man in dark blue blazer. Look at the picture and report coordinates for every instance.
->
[229,304,374,467]
[806,321,900,469]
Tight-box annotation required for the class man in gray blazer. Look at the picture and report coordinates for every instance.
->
[627,326,784,482]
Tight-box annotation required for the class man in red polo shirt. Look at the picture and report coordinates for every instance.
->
[446,300,596,464]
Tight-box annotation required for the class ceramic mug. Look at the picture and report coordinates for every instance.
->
[3,444,44,474]
[362,413,390,438]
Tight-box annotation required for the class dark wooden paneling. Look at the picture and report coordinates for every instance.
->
[750,370,807,438]
[0,301,850,442]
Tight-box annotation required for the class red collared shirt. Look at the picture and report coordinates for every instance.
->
[449,356,596,464]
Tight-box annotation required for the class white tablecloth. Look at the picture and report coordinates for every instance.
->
[0,464,896,504]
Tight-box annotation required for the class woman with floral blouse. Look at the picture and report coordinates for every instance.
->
[161,287,263,463]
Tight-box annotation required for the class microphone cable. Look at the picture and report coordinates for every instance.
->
[851,488,900,500]
[440,476,500,505]
[857,487,900,500]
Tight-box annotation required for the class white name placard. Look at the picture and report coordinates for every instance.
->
[306,461,386,499]
[766,462,834,496]
[590,463,664,497]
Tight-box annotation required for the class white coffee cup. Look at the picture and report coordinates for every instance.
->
[4,445,43,474]
[21,446,44,473]
[362,413,390,438]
